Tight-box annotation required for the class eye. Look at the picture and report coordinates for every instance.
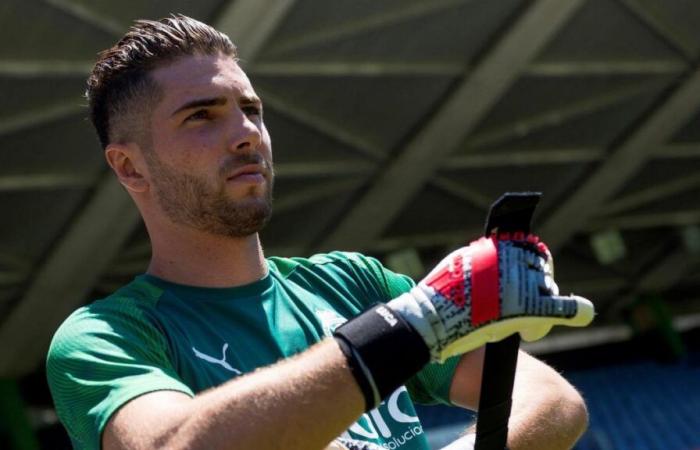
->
[242,105,262,117]
[185,109,211,122]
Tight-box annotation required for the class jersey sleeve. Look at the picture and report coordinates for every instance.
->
[334,252,461,406]
[46,299,194,450]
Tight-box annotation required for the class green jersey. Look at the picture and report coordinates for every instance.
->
[47,252,460,450]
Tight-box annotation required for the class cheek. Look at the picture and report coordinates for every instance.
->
[170,128,219,163]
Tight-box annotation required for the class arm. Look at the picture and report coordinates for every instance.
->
[449,348,588,450]
[103,237,591,450]
[104,339,363,450]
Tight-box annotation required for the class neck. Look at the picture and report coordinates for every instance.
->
[146,222,267,288]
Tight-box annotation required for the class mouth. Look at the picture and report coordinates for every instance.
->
[226,164,267,184]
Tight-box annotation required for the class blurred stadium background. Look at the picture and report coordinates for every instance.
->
[2,0,700,448]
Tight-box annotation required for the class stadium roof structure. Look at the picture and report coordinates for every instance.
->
[1,0,700,377]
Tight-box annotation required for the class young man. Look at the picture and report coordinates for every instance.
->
[47,15,594,450]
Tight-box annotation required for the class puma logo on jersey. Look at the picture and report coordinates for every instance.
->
[192,343,242,374]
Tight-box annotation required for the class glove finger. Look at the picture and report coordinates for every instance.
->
[518,294,594,342]
[505,241,545,272]
[541,248,559,295]
[543,247,555,277]
[525,246,543,269]
[519,324,553,342]
[537,294,595,326]
[515,247,551,296]
[500,241,537,277]
[501,247,544,315]
[544,271,559,296]
[533,265,559,296]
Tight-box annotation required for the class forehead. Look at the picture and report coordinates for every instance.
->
[151,53,256,109]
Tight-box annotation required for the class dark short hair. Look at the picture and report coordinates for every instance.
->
[86,14,237,148]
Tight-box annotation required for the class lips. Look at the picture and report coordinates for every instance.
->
[226,164,267,183]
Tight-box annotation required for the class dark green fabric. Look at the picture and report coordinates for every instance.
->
[47,252,461,449]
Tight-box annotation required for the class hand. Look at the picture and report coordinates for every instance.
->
[388,234,594,362]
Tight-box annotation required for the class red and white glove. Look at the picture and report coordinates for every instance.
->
[388,233,594,362]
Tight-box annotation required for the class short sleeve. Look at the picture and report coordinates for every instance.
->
[46,300,194,450]
[336,252,460,405]
[327,251,415,300]
[404,356,460,405]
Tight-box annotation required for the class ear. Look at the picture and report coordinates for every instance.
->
[105,143,149,193]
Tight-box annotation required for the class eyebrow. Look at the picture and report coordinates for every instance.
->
[240,95,262,105]
[170,96,227,117]
[170,95,262,117]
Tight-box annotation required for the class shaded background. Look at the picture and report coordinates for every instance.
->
[1,0,700,448]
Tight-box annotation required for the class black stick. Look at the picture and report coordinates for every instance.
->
[474,192,541,450]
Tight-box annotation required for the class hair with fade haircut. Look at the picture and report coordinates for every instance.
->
[86,14,238,149]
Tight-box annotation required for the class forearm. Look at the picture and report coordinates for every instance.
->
[460,352,588,450]
[505,352,588,450]
[451,350,587,450]
[146,340,363,450]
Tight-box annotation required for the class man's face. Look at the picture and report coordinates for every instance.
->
[144,53,273,238]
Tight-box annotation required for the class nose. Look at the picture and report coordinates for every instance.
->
[228,108,262,152]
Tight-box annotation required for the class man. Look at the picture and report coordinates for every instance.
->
[47,15,594,450]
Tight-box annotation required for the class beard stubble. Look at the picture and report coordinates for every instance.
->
[145,150,273,238]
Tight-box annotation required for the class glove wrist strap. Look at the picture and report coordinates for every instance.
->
[333,304,430,411]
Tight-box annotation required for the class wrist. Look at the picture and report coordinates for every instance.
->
[333,304,430,411]
[387,290,446,361]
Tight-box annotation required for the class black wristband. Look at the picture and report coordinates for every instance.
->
[333,304,430,411]
[334,336,377,410]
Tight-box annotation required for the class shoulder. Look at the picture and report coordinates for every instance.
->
[46,277,191,449]
[267,251,383,280]
[54,276,164,327]
[47,276,167,365]
[267,252,415,299]
[268,251,380,270]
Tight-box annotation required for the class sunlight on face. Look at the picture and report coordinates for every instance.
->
[145,149,273,237]
[144,53,274,237]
